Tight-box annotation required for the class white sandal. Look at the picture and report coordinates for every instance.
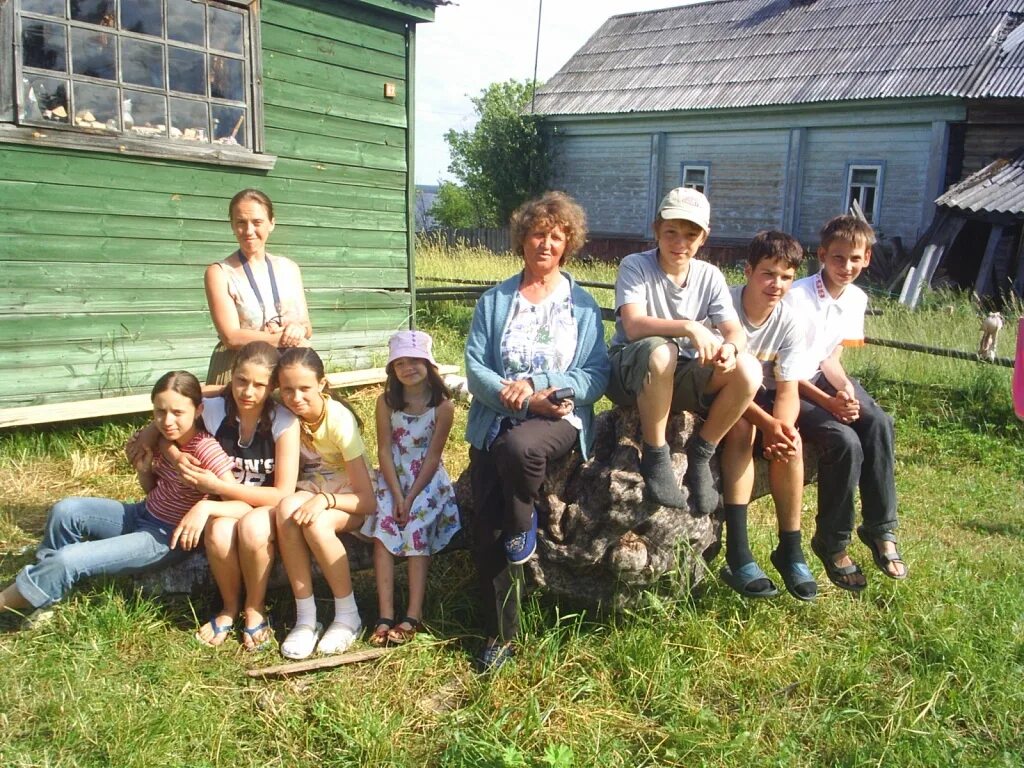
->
[280,622,322,660]
[317,618,362,655]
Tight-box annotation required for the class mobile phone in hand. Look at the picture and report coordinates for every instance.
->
[547,387,575,405]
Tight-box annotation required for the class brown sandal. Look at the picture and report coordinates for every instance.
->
[368,618,395,647]
[387,616,422,645]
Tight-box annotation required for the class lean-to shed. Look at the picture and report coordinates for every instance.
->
[532,0,1024,259]
[0,0,443,409]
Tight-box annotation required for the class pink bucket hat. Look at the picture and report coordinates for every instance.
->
[387,329,437,367]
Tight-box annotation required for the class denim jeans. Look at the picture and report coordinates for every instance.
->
[15,496,188,609]
[797,377,899,553]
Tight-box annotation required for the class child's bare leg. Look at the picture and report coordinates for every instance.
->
[0,583,30,615]
[404,554,430,623]
[636,342,688,508]
[197,506,242,646]
[237,506,275,642]
[686,354,761,517]
[275,492,316,599]
[304,510,363,654]
[373,539,395,623]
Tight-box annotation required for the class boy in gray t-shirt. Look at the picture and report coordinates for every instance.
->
[718,231,817,600]
[607,188,762,516]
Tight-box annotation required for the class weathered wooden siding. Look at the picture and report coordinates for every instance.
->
[546,99,965,250]
[798,122,932,245]
[0,0,413,407]
[662,130,789,239]
[550,133,651,236]
[962,100,1024,178]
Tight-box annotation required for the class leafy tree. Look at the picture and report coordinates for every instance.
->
[444,79,549,226]
[426,181,482,229]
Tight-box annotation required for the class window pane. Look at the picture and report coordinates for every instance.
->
[124,89,168,138]
[23,75,69,123]
[169,46,206,95]
[210,55,243,101]
[212,104,246,147]
[22,0,66,18]
[167,0,205,46]
[70,0,116,26]
[72,27,117,80]
[683,167,707,186]
[863,187,876,220]
[121,0,164,37]
[851,168,877,185]
[122,38,165,88]
[170,97,209,141]
[22,19,67,72]
[209,6,243,54]
[73,81,119,130]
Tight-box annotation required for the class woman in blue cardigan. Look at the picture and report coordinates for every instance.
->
[465,191,609,672]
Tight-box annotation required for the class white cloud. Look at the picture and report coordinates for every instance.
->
[414,0,694,184]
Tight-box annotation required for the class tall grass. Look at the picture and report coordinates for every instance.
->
[1,243,1022,767]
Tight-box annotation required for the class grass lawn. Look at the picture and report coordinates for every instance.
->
[1,244,1023,767]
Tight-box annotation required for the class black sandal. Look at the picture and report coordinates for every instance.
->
[368,617,395,647]
[811,536,866,594]
[857,527,908,580]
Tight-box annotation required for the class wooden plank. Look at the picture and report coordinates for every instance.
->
[974,225,1005,297]
[262,26,406,79]
[262,77,407,130]
[265,127,407,173]
[0,365,458,428]
[269,157,406,191]
[265,49,406,106]
[265,105,407,150]
[246,647,394,679]
[263,2,407,52]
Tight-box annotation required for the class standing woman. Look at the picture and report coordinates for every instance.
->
[465,191,609,671]
[205,188,312,384]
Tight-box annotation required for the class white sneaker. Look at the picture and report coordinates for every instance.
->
[280,622,322,660]
[317,619,361,655]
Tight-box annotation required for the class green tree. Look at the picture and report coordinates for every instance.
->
[444,79,549,226]
[426,181,482,229]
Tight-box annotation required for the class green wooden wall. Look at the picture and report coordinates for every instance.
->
[0,0,419,408]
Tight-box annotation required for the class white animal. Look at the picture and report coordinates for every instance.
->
[978,312,1004,361]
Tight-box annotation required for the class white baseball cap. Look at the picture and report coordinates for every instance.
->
[658,187,711,232]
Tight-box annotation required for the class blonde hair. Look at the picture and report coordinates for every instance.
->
[819,215,876,250]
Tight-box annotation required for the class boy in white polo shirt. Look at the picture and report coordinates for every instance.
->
[719,231,817,600]
[785,215,907,592]
[607,187,761,517]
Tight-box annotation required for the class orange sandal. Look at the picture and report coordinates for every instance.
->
[387,616,422,645]
[368,618,396,647]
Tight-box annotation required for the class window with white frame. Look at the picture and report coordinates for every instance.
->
[681,163,710,194]
[6,0,266,163]
[846,164,882,223]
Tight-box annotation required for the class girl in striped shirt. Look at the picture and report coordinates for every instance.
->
[0,371,236,620]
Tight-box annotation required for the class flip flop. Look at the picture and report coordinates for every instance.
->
[769,549,818,602]
[719,561,779,598]
[195,616,234,647]
[856,527,908,580]
[811,536,866,593]
[241,619,273,652]
[387,616,423,645]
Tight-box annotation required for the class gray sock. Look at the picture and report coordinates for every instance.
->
[684,436,719,517]
[639,442,687,509]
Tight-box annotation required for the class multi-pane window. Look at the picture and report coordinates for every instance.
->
[681,163,710,195]
[846,164,882,222]
[16,0,254,150]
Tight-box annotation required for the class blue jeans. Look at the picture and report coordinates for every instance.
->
[15,497,188,609]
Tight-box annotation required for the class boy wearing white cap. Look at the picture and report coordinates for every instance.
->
[607,188,762,518]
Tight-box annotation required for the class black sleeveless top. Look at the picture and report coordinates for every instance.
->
[202,397,295,487]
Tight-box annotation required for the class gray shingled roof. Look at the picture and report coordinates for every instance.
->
[533,0,1024,116]
[936,149,1024,215]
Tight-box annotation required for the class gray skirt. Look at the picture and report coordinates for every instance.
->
[205,343,237,385]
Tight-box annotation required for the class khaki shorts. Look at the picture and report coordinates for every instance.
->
[607,336,716,415]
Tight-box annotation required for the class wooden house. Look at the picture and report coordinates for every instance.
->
[532,0,1024,261]
[0,0,443,409]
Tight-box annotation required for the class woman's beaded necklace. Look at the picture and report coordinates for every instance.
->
[299,393,330,447]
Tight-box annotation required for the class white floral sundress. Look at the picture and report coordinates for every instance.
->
[360,408,461,556]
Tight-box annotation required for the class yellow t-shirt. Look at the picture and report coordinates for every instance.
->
[299,398,366,492]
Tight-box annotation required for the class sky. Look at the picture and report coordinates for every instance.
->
[413,0,699,185]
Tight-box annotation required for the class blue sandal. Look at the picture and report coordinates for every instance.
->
[770,549,818,602]
[241,619,273,652]
[195,616,234,647]
[719,561,779,598]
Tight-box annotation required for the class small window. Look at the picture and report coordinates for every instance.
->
[846,164,883,223]
[8,0,265,163]
[681,163,710,195]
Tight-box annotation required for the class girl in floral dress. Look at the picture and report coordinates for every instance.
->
[362,331,460,646]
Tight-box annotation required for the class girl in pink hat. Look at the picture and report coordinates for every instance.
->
[361,330,460,646]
